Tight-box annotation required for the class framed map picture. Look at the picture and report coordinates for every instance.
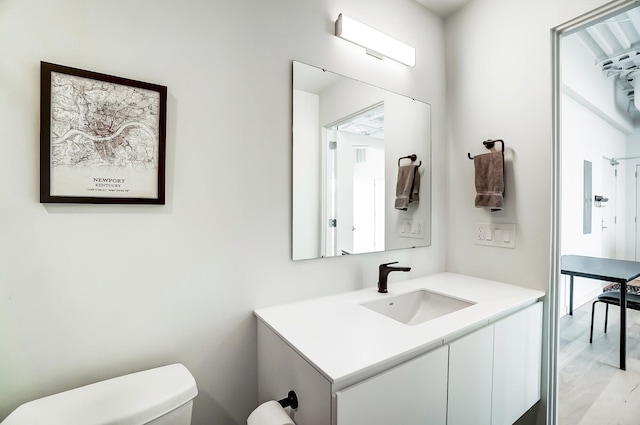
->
[40,62,167,204]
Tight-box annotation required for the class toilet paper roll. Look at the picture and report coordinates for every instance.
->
[247,400,295,425]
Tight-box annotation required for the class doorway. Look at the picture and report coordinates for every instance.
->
[322,103,385,257]
[553,1,640,423]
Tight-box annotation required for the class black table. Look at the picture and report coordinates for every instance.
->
[561,255,640,370]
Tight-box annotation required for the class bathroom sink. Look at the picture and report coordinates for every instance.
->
[362,290,475,326]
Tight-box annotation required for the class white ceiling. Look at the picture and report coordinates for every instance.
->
[415,0,473,17]
[573,6,640,114]
[575,8,640,65]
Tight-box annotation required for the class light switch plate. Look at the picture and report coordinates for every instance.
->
[474,223,515,248]
[399,219,424,239]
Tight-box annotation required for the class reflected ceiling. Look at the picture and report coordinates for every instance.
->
[338,104,385,139]
[295,65,385,138]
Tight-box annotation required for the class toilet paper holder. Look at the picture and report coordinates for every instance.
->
[278,391,299,409]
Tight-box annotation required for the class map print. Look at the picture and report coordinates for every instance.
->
[51,72,160,171]
[49,71,161,199]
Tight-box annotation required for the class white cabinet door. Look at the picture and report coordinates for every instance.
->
[448,325,494,425]
[335,345,448,425]
[492,302,543,425]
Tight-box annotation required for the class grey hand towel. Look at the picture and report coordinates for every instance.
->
[395,165,420,210]
[474,151,504,210]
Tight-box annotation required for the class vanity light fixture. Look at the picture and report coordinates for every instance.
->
[335,13,416,67]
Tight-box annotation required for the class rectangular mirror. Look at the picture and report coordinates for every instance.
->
[292,61,431,260]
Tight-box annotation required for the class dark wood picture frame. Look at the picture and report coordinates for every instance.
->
[40,62,167,204]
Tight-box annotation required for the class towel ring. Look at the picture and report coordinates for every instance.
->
[398,154,422,167]
[467,139,504,160]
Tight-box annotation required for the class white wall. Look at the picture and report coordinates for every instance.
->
[0,0,446,424]
[292,90,321,259]
[385,94,432,250]
[625,135,640,260]
[444,0,615,423]
[559,32,630,313]
[445,0,614,288]
[560,94,627,312]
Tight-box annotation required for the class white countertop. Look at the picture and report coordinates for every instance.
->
[254,272,545,386]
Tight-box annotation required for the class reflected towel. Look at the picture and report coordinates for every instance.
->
[395,165,420,210]
[474,151,504,210]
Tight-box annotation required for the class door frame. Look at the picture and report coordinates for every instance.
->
[636,164,640,260]
[550,1,637,423]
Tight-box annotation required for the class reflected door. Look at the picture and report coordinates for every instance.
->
[600,158,617,258]
[336,131,355,255]
[323,128,337,257]
[352,145,385,253]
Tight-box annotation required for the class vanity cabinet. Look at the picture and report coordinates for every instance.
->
[447,302,543,425]
[255,274,544,425]
[335,345,448,425]
[257,301,542,425]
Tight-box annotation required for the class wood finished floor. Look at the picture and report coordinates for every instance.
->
[559,300,640,425]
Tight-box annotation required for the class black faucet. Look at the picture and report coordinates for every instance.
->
[378,262,411,293]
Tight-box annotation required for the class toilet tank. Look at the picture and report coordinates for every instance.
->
[1,364,198,425]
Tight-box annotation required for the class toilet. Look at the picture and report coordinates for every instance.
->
[0,363,198,425]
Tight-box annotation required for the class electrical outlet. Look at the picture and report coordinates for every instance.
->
[474,223,516,248]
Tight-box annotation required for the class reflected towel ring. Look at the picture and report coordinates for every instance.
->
[398,154,422,167]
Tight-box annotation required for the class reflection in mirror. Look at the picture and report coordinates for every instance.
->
[292,61,431,260]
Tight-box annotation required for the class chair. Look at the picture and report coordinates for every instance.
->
[590,281,640,343]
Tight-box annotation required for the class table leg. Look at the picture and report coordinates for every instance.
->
[569,275,574,316]
[621,280,627,370]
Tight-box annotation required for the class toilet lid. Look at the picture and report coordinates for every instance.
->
[1,364,198,425]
